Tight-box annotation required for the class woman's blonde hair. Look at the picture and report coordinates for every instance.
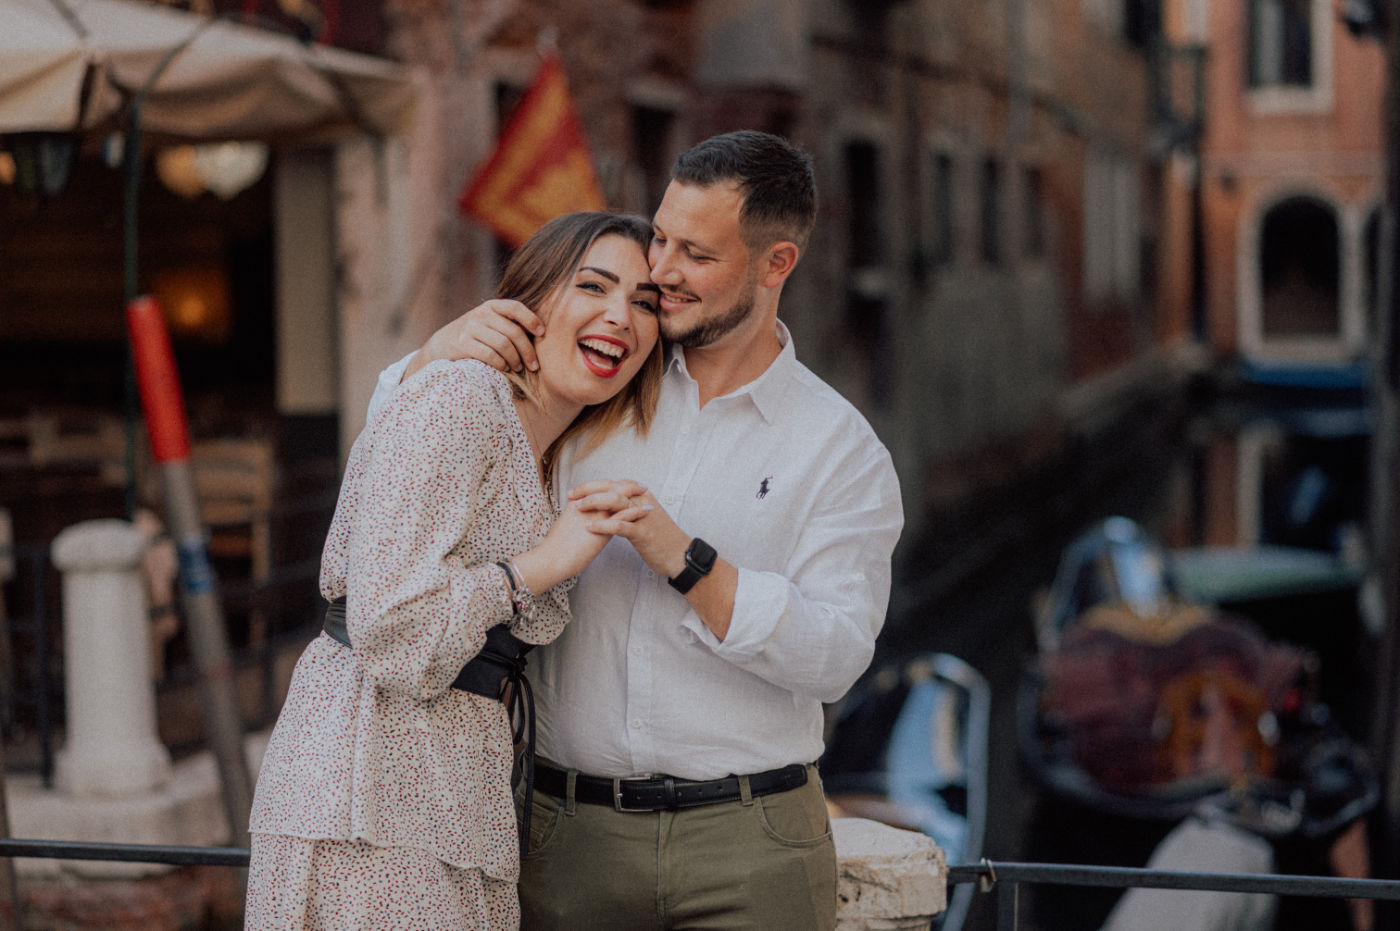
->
[497,212,664,479]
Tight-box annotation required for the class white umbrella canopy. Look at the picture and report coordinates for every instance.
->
[0,0,418,143]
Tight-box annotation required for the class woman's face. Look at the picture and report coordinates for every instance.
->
[534,234,661,410]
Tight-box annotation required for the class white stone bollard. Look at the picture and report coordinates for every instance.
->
[50,519,172,797]
[834,817,947,930]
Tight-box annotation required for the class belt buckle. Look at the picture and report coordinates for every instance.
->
[613,774,657,813]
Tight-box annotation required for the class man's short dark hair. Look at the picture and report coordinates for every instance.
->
[671,130,817,253]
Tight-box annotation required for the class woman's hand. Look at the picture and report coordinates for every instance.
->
[511,481,651,592]
[566,481,690,580]
[404,299,546,380]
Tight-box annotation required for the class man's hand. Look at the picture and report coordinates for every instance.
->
[568,480,688,579]
[404,299,545,380]
[569,479,738,642]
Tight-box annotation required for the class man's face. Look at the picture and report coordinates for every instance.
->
[647,181,761,349]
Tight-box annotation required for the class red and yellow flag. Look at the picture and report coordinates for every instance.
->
[458,52,607,247]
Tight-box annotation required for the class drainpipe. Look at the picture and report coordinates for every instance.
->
[1371,0,1400,916]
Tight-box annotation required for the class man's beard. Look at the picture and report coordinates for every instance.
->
[662,277,758,348]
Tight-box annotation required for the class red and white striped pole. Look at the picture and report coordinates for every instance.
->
[126,295,252,847]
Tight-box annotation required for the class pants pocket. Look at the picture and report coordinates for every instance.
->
[754,782,833,848]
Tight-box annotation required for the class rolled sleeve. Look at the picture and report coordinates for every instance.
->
[688,447,902,703]
[681,567,788,658]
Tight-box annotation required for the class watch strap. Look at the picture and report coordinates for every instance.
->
[668,537,717,594]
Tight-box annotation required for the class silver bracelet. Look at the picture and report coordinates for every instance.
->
[506,559,534,600]
[495,559,535,618]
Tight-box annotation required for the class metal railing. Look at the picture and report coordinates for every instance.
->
[946,860,1400,929]
[0,543,56,787]
[3,840,1400,930]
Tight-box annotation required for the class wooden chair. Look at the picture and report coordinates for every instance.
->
[26,410,128,485]
[190,438,276,646]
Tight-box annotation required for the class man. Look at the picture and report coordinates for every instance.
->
[371,131,902,929]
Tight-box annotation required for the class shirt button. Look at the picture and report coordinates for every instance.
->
[630,719,642,729]
[665,496,675,505]
[631,646,642,656]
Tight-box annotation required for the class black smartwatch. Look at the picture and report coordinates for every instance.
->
[668,537,717,594]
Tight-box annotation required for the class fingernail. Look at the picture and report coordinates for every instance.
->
[528,361,539,371]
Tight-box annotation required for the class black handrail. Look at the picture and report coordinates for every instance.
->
[0,838,248,868]
[4,839,1400,930]
[947,859,1400,899]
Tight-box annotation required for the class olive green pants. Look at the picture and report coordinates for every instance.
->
[515,765,836,931]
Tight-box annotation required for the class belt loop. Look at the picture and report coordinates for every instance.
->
[565,769,578,816]
[738,773,754,806]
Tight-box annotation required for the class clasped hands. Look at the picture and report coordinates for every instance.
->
[569,479,690,583]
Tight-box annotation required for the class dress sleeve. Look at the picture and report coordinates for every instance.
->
[334,363,520,700]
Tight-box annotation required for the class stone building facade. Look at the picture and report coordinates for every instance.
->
[323,0,1189,558]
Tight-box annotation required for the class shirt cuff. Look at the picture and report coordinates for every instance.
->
[366,352,416,425]
[680,567,787,659]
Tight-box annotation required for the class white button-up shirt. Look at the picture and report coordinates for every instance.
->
[373,323,903,780]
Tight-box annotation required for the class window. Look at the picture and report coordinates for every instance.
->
[1023,165,1046,259]
[1082,149,1141,307]
[846,142,885,272]
[1249,0,1313,88]
[980,157,1002,266]
[931,152,954,266]
[843,140,891,410]
[631,105,675,214]
[1123,0,1162,48]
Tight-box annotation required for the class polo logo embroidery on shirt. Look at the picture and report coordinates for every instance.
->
[756,476,773,499]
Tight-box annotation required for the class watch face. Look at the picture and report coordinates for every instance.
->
[687,538,717,572]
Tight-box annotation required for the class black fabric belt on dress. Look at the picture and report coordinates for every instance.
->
[320,596,539,855]
[321,597,531,699]
[533,761,809,812]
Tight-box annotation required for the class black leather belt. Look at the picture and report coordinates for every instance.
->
[534,761,809,812]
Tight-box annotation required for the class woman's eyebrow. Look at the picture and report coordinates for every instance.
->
[636,282,660,294]
[579,266,620,283]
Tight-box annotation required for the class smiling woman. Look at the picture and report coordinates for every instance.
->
[496,213,665,479]
[245,211,664,931]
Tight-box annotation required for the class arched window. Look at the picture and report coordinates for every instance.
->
[1258,196,1339,338]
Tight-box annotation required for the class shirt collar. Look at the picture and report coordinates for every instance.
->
[665,321,795,424]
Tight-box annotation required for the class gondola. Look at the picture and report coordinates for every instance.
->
[821,652,991,931]
[1018,516,1377,847]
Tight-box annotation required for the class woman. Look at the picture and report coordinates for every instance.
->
[245,212,664,930]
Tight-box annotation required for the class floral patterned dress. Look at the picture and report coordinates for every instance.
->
[246,360,571,930]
